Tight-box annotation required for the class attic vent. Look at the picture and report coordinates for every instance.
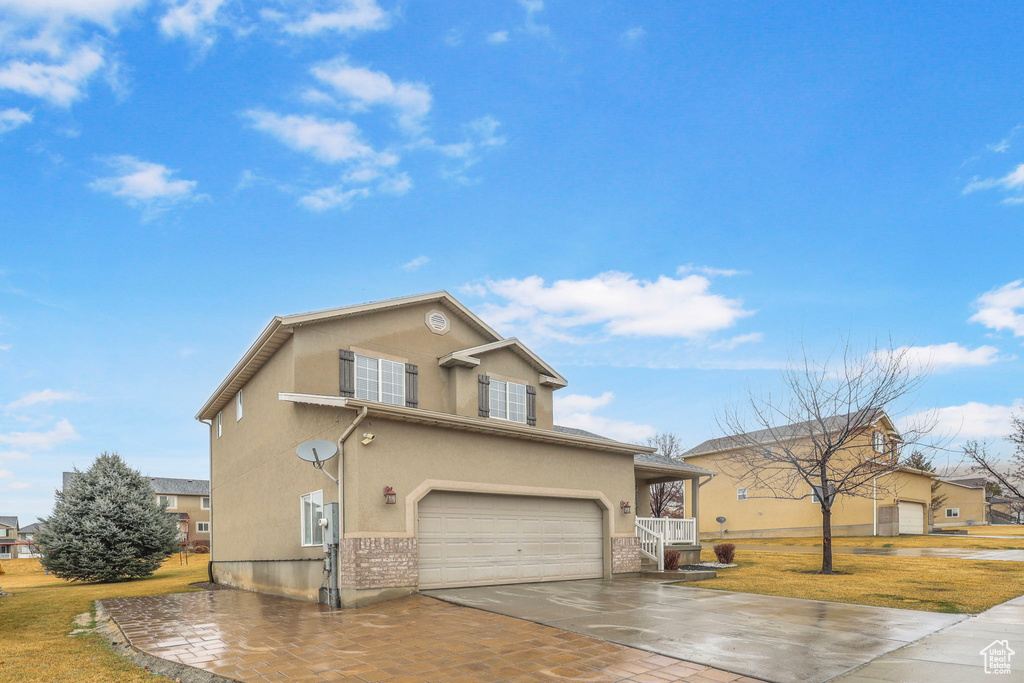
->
[425,310,450,335]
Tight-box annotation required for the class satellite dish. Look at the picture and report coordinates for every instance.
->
[296,440,338,464]
[716,516,727,524]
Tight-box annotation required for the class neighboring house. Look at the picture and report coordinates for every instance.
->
[682,412,936,538]
[62,473,211,548]
[989,495,1024,524]
[18,522,43,558]
[932,477,988,527]
[0,516,19,559]
[196,291,709,607]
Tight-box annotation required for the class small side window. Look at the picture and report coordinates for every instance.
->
[737,488,748,501]
[236,391,243,421]
[216,412,222,438]
[946,508,959,518]
[201,496,210,510]
[196,522,210,533]
[872,431,886,453]
[300,491,324,546]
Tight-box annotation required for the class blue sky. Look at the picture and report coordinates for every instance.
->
[2,1,1023,521]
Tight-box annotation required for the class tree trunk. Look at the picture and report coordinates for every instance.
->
[820,505,834,574]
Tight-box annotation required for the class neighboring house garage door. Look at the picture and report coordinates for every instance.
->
[418,491,604,589]
[898,501,925,535]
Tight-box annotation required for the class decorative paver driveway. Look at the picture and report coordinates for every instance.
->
[101,589,761,682]
[733,544,1024,562]
[425,579,966,683]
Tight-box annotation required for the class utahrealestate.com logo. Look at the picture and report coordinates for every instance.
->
[981,640,1015,675]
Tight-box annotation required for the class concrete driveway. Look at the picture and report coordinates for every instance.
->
[425,578,966,683]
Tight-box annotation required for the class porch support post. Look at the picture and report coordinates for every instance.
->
[691,477,700,540]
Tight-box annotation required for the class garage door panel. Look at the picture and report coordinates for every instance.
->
[898,501,925,535]
[418,491,604,590]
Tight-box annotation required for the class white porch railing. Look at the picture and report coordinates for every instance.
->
[0,553,11,560]
[635,521,665,571]
[636,517,697,545]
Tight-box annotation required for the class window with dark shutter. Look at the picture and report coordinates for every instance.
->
[478,374,490,417]
[526,385,537,426]
[405,364,418,408]
[339,350,355,397]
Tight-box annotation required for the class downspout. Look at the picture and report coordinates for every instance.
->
[332,406,368,607]
[199,418,214,583]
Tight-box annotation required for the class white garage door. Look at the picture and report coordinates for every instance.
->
[418,491,604,589]
[898,501,925,535]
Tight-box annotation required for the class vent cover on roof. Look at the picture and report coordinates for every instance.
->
[425,310,450,335]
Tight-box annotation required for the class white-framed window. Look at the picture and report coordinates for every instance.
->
[811,484,836,505]
[355,354,405,406]
[196,521,210,533]
[158,495,177,510]
[300,490,324,546]
[0,528,8,538]
[946,508,960,518]
[201,496,210,510]
[236,390,243,421]
[216,412,222,438]
[489,378,527,423]
[737,488,748,501]
[872,431,886,453]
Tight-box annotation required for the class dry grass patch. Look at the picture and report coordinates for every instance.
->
[713,534,1024,550]
[0,557,209,682]
[946,525,1024,536]
[686,548,1024,614]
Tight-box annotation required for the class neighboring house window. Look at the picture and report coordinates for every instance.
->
[196,522,210,533]
[737,488,748,501]
[355,354,405,406]
[158,495,177,510]
[0,528,8,538]
[216,412,222,438]
[236,390,243,421]
[301,490,324,546]
[811,484,836,505]
[872,431,886,453]
[201,496,210,510]
[489,379,527,423]
[946,508,960,518]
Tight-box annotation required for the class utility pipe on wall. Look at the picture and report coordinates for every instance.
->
[331,406,368,607]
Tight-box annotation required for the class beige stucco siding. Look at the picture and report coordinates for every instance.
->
[161,493,211,544]
[933,481,987,526]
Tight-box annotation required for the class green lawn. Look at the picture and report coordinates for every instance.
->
[687,548,1024,614]
[0,557,210,682]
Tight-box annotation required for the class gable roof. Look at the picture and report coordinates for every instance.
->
[439,338,567,387]
[0,516,18,529]
[552,425,715,478]
[196,291,506,421]
[19,522,42,533]
[62,472,209,496]
[684,409,893,458]
[940,477,987,489]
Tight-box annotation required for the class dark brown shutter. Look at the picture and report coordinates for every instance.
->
[339,350,355,397]
[478,374,490,417]
[526,385,537,426]
[405,364,418,408]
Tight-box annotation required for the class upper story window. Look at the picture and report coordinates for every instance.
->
[236,390,243,421]
[158,495,177,510]
[216,412,222,438]
[811,483,836,505]
[0,528,8,538]
[355,354,405,406]
[872,431,886,454]
[201,496,210,510]
[490,379,527,423]
[737,488,748,501]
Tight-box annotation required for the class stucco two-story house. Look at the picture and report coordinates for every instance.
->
[18,522,42,558]
[0,516,19,559]
[683,412,935,538]
[62,473,211,548]
[196,291,711,607]
[932,477,988,527]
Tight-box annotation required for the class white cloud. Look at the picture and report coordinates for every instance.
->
[987,124,1022,154]
[310,59,432,135]
[905,400,1023,440]
[487,30,509,44]
[622,26,645,45]
[377,171,411,195]
[709,332,764,351]
[0,108,32,134]
[431,115,507,180]
[0,46,106,107]
[970,280,1024,337]
[473,271,754,341]
[401,255,429,271]
[299,185,370,211]
[0,469,31,491]
[6,389,84,410]
[159,0,225,48]
[0,0,148,27]
[963,163,1024,203]
[676,264,744,277]
[443,28,463,47]
[554,392,655,444]
[874,343,1006,372]
[0,417,79,450]
[518,0,550,37]
[281,0,390,36]
[0,344,11,351]
[90,155,201,212]
[245,109,396,166]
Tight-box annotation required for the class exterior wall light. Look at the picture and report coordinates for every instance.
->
[361,432,375,445]
[383,486,397,504]
[620,500,632,515]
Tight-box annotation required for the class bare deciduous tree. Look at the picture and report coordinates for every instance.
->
[965,416,1024,521]
[646,432,686,518]
[716,341,937,574]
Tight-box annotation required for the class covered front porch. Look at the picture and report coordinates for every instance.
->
[633,452,716,571]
